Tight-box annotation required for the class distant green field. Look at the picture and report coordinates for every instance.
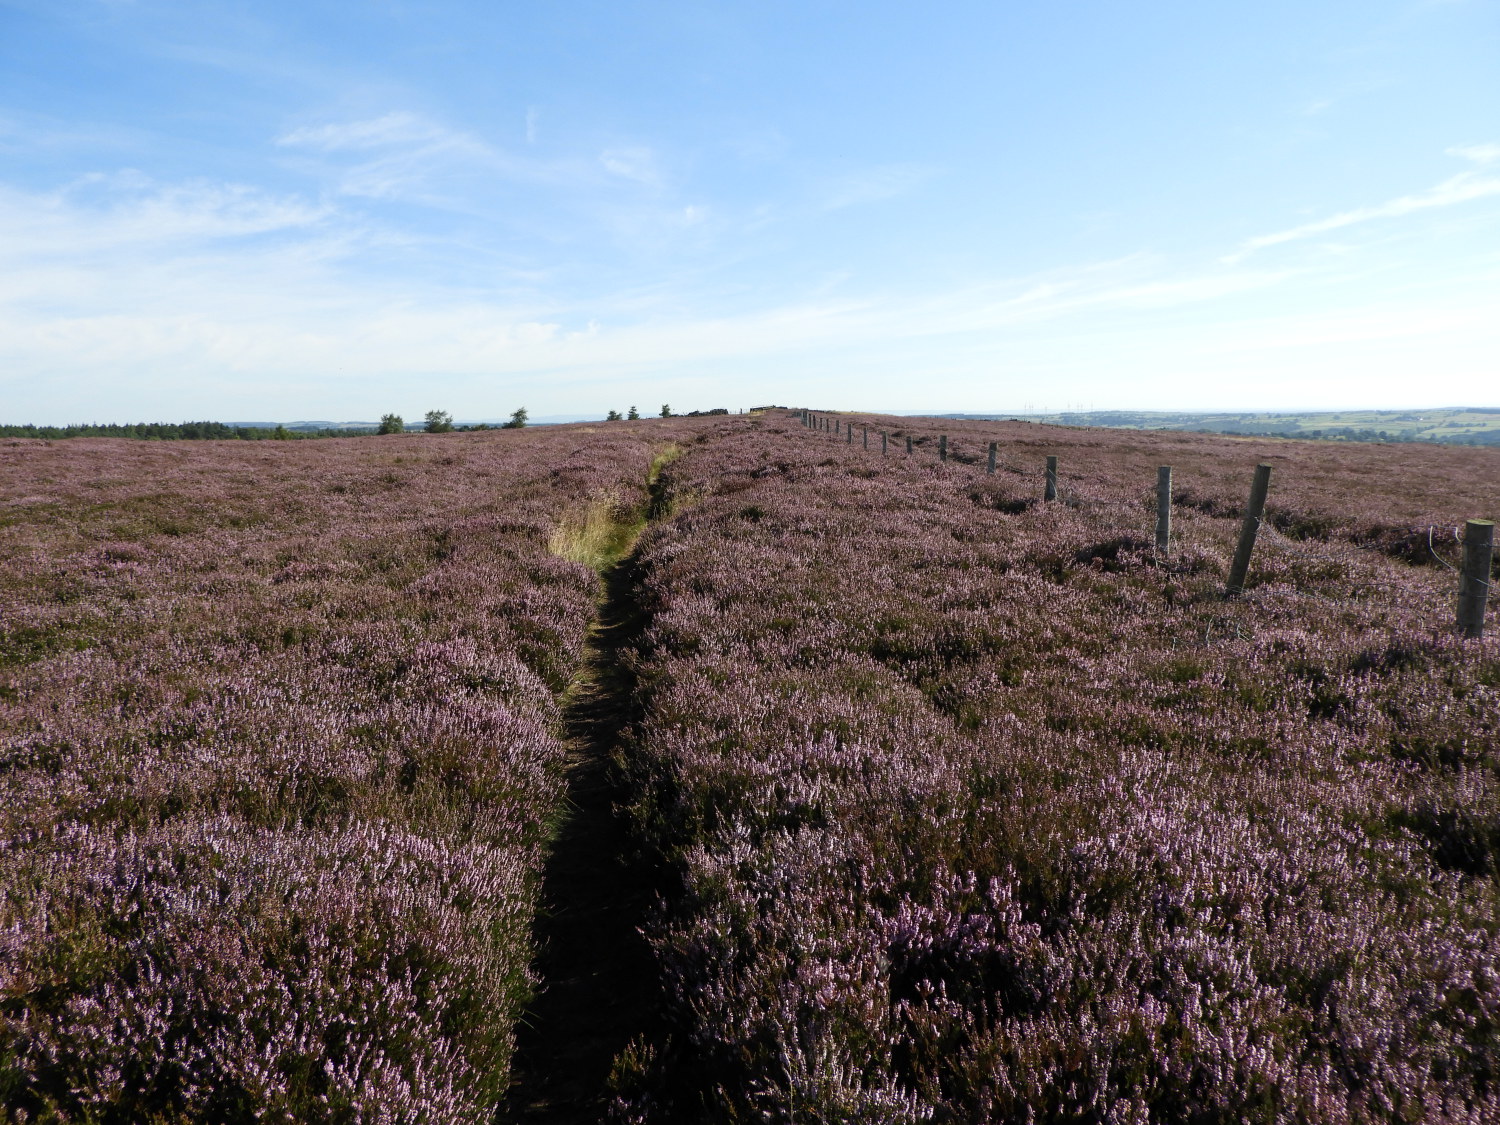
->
[938,407,1500,445]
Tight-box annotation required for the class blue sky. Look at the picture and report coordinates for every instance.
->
[2,0,1498,422]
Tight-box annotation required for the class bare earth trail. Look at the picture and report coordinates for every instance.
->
[503,551,665,1124]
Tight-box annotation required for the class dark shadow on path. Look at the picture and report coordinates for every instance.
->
[503,555,664,1124]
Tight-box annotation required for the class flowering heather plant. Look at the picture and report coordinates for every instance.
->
[612,413,1500,1122]
[0,423,694,1122]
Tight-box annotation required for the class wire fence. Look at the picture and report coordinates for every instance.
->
[795,411,1495,638]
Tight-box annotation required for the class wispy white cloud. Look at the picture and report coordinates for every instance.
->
[1448,142,1500,166]
[1225,170,1500,263]
[0,172,329,256]
[821,163,935,210]
[0,110,148,156]
[599,146,661,186]
[276,110,627,207]
[0,173,1296,391]
[276,111,449,152]
[2,149,1495,421]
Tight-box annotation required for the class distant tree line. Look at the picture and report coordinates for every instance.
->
[4,403,747,442]
[3,408,532,442]
[0,421,369,441]
[603,405,728,420]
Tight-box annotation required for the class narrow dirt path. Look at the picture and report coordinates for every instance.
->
[502,553,664,1123]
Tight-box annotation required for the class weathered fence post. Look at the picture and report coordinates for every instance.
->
[1458,519,1494,639]
[906,435,913,455]
[940,435,948,462]
[1225,464,1273,596]
[847,424,852,445]
[1155,466,1172,554]
[882,431,888,456]
[1044,456,1058,502]
[987,442,996,475]
[863,426,868,450]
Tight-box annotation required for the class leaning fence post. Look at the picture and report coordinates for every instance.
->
[939,435,948,462]
[1458,519,1494,639]
[1044,456,1058,502]
[1156,466,1172,554]
[1225,464,1273,596]
[987,442,996,475]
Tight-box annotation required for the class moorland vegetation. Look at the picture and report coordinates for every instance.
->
[1,410,1497,1123]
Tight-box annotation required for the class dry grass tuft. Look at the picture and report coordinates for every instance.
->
[549,494,646,572]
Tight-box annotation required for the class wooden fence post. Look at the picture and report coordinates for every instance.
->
[906,435,913,455]
[1156,466,1172,554]
[1225,464,1273,596]
[987,442,996,475]
[1458,519,1494,639]
[1044,456,1058,502]
[863,426,868,450]
[847,424,852,444]
[882,431,888,456]
[940,435,948,462]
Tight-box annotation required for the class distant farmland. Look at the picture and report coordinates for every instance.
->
[941,406,1500,445]
[3,411,1497,1123]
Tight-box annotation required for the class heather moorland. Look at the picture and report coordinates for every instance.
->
[2,411,1497,1123]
